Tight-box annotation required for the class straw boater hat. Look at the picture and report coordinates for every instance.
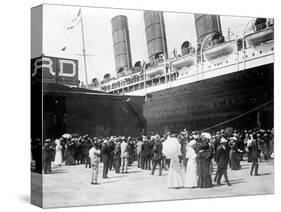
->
[201,132,211,140]
[142,136,148,141]
[230,137,237,141]
[189,139,197,147]
[220,137,228,143]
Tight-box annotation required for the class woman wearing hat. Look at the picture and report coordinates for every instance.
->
[54,139,63,166]
[197,141,213,188]
[183,140,198,188]
[229,137,241,170]
[163,136,184,188]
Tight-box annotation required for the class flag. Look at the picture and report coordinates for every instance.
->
[77,8,81,17]
[66,8,82,30]
[61,8,82,51]
[71,8,81,23]
[66,26,74,30]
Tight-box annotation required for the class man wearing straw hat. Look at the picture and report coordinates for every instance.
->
[120,137,129,173]
[151,135,163,176]
[89,142,101,185]
[215,137,231,186]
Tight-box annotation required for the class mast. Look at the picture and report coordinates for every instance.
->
[80,9,89,87]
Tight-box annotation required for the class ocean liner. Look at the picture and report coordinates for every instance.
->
[98,12,274,133]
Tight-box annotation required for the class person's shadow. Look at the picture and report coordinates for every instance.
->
[258,172,272,176]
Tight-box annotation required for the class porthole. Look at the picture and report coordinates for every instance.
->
[252,53,255,56]
[260,50,262,54]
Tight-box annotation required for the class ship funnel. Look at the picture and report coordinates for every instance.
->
[111,15,132,78]
[194,14,222,45]
[143,11,168,62]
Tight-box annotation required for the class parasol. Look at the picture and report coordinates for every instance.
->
[162,137,181,159]
[201,132,211,140]
[224,127,234,137]
[55,139,61,145]
[62,133,72,139]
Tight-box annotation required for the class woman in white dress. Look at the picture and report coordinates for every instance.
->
[164,136,184,189]
[183,140,198,188]
[54,139,63,166]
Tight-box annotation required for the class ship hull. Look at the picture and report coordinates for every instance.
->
[143,63,273,133]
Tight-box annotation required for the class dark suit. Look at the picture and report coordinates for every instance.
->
[42,144,50,174]
[213,137,221,159]
[82,141,92,168]
[151,141,163,175]
[101,144,111,178]
[248,139,261,175]
[143,141,152,170]
[114,143,121,173]
[108,142,115,170]
[140,142,146,169]
[43,143,55,174]
[216,144,230,185]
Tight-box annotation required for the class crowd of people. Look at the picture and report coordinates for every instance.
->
[31,127,274,188]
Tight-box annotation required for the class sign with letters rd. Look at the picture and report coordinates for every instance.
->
[31,55,79,86]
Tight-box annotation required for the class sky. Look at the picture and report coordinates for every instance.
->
[42,4,254,83]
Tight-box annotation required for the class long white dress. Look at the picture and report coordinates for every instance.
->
[183,146,198,188]
[166,137,184,188]
[54,144,63,165]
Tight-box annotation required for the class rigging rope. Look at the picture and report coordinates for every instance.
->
[200,99,273,132]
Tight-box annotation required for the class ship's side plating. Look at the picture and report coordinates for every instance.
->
[143,16,274,133]
[102,14,274,133]
[143,63,273,133]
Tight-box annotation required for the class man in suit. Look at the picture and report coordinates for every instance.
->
[147,137,155,170]
[101,140,111,178]
[108,138,116,171]
[151,135,163,176]
[143,137,151,170]
[82,138,92,168]
[89,142,101,184]
[140,137,147,169]
[248,133,261,176]
[120,137,129,173]
[136,138,144,168]
[42,139,51,174]
[31,138,42,173]
[215,137,231,186]
[114,138,121,173]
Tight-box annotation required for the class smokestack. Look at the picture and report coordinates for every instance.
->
[111,15,132,78]
[143,11,168,61]
[194,14,222,45]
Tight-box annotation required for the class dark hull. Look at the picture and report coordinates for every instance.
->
[32,84,145,139]
[143,63,274,133]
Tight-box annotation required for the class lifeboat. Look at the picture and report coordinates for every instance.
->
[145,64,165,79]
[245,27,274,47]
[171,53,196,71]
[204,40,237,60]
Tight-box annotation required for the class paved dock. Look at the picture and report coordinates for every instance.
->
[42,160,274,208]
